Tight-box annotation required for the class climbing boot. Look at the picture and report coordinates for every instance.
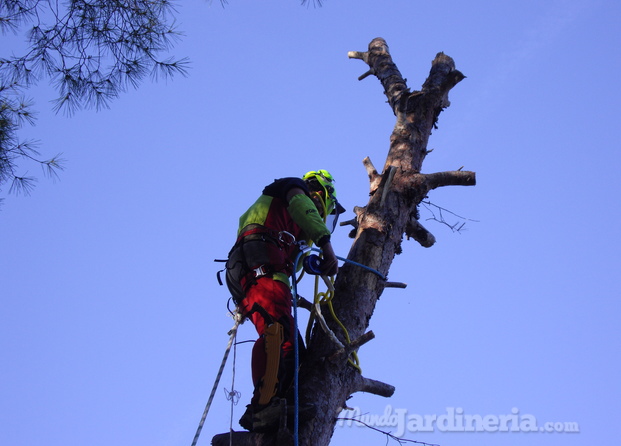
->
[238,400,283,433]
[239,399,317,433]
[238,404,255,431]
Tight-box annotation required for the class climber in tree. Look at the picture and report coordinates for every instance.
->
[225,170,344,432]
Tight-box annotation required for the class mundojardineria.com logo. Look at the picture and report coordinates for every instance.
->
[337,406,580,437]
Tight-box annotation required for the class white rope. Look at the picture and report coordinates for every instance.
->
[190,314,241,446]
[227,328,239,446]
[313,302,344,349]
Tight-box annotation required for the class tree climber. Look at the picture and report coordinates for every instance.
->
[224,170,344,433]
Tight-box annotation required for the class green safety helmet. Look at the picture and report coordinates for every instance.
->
[303,170,346,232]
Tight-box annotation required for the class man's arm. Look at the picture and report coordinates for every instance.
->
[286,187,338,276]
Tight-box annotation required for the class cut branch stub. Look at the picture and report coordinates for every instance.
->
[422,52,466,110]
[363,156,381,194]
[212,431,285,446]
[422,170,476,189]
[328,330,375,363]
[355,375,396,398]
[405,217,436,248]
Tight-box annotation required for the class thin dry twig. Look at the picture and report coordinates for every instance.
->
[337,417,441,446]
[421,200,478,233]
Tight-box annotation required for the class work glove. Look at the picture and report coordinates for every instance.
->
[319,242,338,276]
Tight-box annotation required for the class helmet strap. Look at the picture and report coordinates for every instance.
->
[309,191,327,220]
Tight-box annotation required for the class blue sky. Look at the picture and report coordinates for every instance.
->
[1,1,620,445]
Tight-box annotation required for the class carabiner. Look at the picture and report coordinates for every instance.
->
[297,240,312,254]
[278,230,296,246]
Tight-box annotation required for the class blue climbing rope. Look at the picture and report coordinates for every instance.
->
[290,247,385,446]
[292,251,303,446]
[334,254,387,281]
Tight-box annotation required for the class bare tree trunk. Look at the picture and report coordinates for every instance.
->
[213,37,475,446]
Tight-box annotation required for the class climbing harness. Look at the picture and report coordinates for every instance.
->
[217,226,299,305]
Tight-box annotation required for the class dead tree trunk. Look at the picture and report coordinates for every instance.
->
[213,37,475,446]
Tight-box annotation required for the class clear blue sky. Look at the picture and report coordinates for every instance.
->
[2,1,620,445]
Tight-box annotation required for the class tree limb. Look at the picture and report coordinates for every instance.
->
[212,431,290,446]
[422,170,476,190]
[405,218,436,248]
[354,375,395,398]
[363,156,382,194]
[328,331,375,363]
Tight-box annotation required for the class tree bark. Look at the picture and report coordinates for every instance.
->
[212,37,475,446]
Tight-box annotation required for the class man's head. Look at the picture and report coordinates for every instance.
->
[303,170,345,231]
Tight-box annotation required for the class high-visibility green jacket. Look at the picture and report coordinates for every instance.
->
[236,177,331,285]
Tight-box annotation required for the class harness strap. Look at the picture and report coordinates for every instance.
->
[246,302,275,325]
[235,237,292,292]
[237,225,281,243]
[239,262,287,292]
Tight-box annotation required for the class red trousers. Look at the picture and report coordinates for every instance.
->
[239,277,296,405]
